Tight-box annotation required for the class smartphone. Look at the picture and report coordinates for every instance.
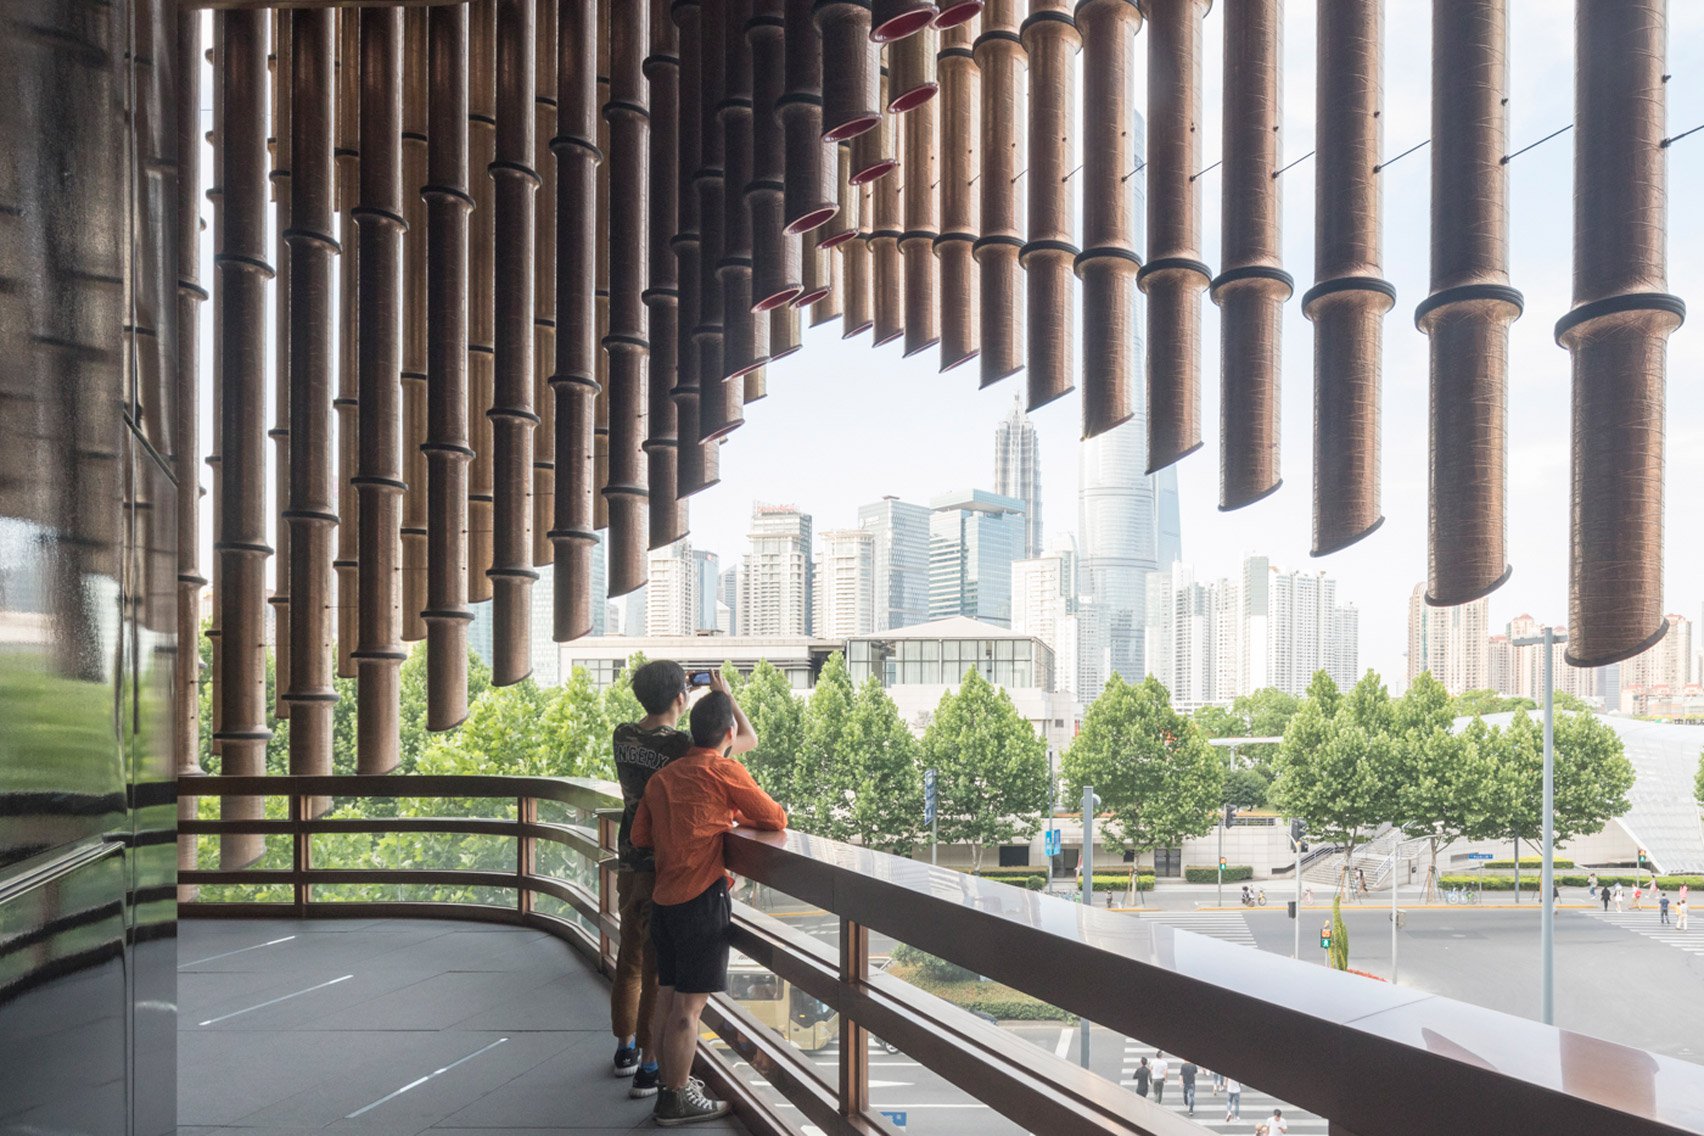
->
[687,670,714,687]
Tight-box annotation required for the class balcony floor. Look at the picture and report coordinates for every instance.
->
[178,918,746,1136]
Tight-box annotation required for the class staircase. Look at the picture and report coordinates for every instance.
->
[1302,825,1399,891]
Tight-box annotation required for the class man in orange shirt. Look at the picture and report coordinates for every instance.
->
[631,689,787,1126]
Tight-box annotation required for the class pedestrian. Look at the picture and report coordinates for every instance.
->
[1224,1077,1242,1121]
[1613,883,1624,912]
[1131,1057,1151,1099]
[1588,872,1599,898]
[1211,1067,1225,1094]
[631,689,786,1126]
[1601,884,1612,912]
[1152,1051,1169,1104]
[1677,897,1690,932]
[1356,867,1368,896]
[1633,885,1643,910]
[1659,892,1671,925]
[1180,1059,1198,1115]
[1266,1108,1290,1134]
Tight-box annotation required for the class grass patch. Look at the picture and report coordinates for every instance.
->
[887,961,1076,1022]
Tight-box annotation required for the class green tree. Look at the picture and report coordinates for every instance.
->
[542,666,616,779]
[1695,749,1704,806]
[921,668,1050,871]
[736,659,806,802]
[1192,704,1243,740]
[1062,674,1223,856]
[602,652,650,729]
[1488,709,1635,850]
[1328,894,1349,971]
[1451,689,1536,717]
[1392,672,1504,896]
[1223,766,1272,810]
[795,652,858,836]
[840,677,924,854]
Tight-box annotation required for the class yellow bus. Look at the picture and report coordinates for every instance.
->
[728,964,837,1052]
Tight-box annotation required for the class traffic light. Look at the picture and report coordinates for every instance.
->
[1224,803,1238,829]
[1638,849,1648,867]
[1289,818,1308,853]
[1320,921,1332,950]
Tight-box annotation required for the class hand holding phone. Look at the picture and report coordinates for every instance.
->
[687,670,714,688]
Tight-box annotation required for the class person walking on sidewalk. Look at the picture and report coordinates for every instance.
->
[1131,1057,1152,1099]
[1660,892,1671,925]
[1588,872,1599,898]
[1152,1052,1169,1103]
[1179,1060,1198,1115]
[1601,884,1612,912]
[1613,883,1624,912]
[1678,896,1690,931]
[1224,1077,1242,1121]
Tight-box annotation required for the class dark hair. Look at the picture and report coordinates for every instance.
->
[631,659,686,716]
[690,690,736,748]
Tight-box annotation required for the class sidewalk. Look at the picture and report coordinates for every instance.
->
[1048,880,1608,914]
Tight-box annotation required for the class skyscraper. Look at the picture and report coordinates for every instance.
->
[994,397,1043,559]
[646,541,697,637]
[739,504,813,637]
[929,489,1026,627]
[858,496,930,630]
[815,529,877,639]
[1011,541,1077,693]
[692,549,720,632]
[719,565,739,635]
[1406,585,1488,695]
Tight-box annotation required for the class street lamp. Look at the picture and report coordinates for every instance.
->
[1511,624,1567,1026]
[1080,786,1102,1070]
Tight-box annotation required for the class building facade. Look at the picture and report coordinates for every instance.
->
[1406,587,1490,695]
[994,396,1043,559]
[693,549,721,632]
[739,503,814,637]
[1011,544,1077,695]
[815,528,877,640]
[646,540,698,637]
[928,489,1026,627]
[857,495,930,631]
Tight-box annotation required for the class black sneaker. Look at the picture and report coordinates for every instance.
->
[629,1063,660,1099]
[653,1077,731,1127]
[613,1043,640,1078]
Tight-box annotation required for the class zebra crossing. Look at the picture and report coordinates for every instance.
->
[1120,1037,1325,1134]
[1587,910,1704,957]
[1130,910,1258,947]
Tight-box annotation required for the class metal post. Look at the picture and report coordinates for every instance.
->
[931,814,938,866]
[1541,625,1557,1025]
[1391,845,1399,985]
[1080,784,1094,1070]
[1217,819,1223,909]
[1294,834,1302,960]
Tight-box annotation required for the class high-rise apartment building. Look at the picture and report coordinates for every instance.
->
[1623,613,1693,692]
[739,504,814,637]
[994,397,1043,559]
[719,566,739,635]
[858,496,931,630]
[1145,563,1212,705]
[1498,614,1597,702]
[815,529,877,640]
[1011,543,1077,692]
[1405,586,1489,695]
[646,541,697,637]
[929,489,1026,627]
[693,549,720,632]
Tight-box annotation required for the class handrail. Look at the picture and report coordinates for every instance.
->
[176,775,1704,1136]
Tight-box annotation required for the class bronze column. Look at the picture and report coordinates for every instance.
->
[874,0,938,41]
[283,8,338,790]
[797,225,833,309]
[719,0,769,384]
[871,67,905,347]
[974,0,1023,385]
[817,1,881,142]
[645,0,689,546]
[771,302,803,360]
[468,0,498,606]
[1558,0,1684,667]
[271,13,293,721]
[888,23,938,111]
[354,8,406,771]
[335,8,360,679]
[820,144,858,249]
[1304,0,1393,556]
[850,75,899,184]
[935,19,979,373]
[1021,1,1077,411]
[594,9,612,535]
[900,50,940,359]
[1213,0,1289,509]
[780,0,838,234]
[551,0,601,640]
[673,1,721,497]
[424,3,474,728]
[1075,0,1139,438]
[534,0,559,569]
[812,228,846,327]
[215,10,272,868]
[401,10,431,642]
[844,177,875,336]
[1419,0,1520,605]
[750,1,804,313]
[697,0,741,440]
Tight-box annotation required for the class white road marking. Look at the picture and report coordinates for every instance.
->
[347,1037,509,1118]
[196,974,352,1026]
[1055,1027,1073,1058]
[179,935,297,968]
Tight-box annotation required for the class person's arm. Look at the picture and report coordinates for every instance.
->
[709,670,759,756]
[723,759,787,831]
[631,794,654,849]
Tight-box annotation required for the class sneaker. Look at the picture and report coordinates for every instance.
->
[613,1043,640,1078]
[653,1077,731,1127]
[629,1063,661,1099]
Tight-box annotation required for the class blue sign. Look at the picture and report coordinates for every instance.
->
[1044,829,1061,857]
[923,769,937,827]
[880,1111,908,1127]
[1466,852,1494,860]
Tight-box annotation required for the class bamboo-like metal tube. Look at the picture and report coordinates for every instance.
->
[771,303,803,359]
[605,0,650,597]
[533,0,559,570]
[215,10,273,868]
[402,10,431,641]
[1139,0,1208,469]
[781,0,838,233]
[1303,0,1393,556]
[646,0,688,546]
[467,0,498,604]
[870,104,905,347]
[283,8,338,792]
[1020,1,1076,410]
[974,0,1022,385]
[719,0,769,379]
[488,0,540,684]
[935,20,978,372]
[208,27,225,778]
[874,0,939,42]
[750,2,803,312]
[594,16,613,538]
[271,13,293,721]
[850,91,899,184]
[175,5,207,882]
[844,178,875,335]
[335,8,361,678]
[819,144,858,248]
[697,0,742,440]
[1418,0,1519,604]
[354,8,406,771]
[1212,0,1288,509]
[425,3,473,728]
[817,1,881,142]
[935,0,986,27]
[1075,0,1139,438]
[674,1,719,497]
[1558,0,1685,667]
[796,224,833,308]
[888,24,939,113]
[813,231,846,326]
[901,85,939,357]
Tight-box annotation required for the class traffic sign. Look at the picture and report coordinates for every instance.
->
[923,769,937,827]
[880,1111,908,1127]
[1044,829,1061,857]
[1465,852,1493,860]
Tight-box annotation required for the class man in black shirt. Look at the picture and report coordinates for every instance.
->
[1179,1059,1199,1115]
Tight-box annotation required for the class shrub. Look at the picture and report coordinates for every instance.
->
[1023,875,1046,890]
[889,942,977,984]
[951,997,1074,1022]
[1440,873,1704,892]
[1184,865,1252,884]
[1483,857,1574,870]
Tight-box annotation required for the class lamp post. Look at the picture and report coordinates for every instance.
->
[1511,624,1566,1026]
[1080,785,1100,1069]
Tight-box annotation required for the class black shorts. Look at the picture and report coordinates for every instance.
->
[651,879,731,994]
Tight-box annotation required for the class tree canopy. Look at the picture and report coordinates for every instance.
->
[921,668,1050,871]
[734,659,806,802]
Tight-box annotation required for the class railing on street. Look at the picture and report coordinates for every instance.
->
[180,775,1704,1136]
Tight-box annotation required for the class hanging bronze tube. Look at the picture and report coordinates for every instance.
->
[935,0,985,27]
[820,144,858,248]
[283,8,338,790]
[594,9,612,536]
[1419,0,1520,604]
[467,0,498,605]
[645,0,688,546]
[402,10,431,641]
[534,0,559,570]
[844,178,875,335]
[1212,0,1288,508]
[605,0,651,597]
[900,82,939,357]
[935,20,978,373]
[974,0,1022,385]
[889,25,939,112]
[771,304,803,359]
[673,1,719,497]
[424,2,474,728]
[551,0,601,639]
[750,1,803,312]
[1140,0,1209,470]
[1021,1,1076,410]
[335,8,361,678]
[817,1,881,142]
[1558,0,1685,667]
[719,0,769,379]
[850,93,899,184]
[270,13,293,721]
[697,0,742,440]
[1304,0,1393,556]
[353,8,406,771]
[870,109,905,344]
[797,225,832,308]
[1075,0,1139,438]
[874,0,938,42]
[781,0,838,233]
[207,27,224,780]
[215,10,273,868]
[813,231,845,326]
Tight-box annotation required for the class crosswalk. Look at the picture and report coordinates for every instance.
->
[1129,910,1258,947]
[1120,1037,1325,1134]
[1587,910,1704,957]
